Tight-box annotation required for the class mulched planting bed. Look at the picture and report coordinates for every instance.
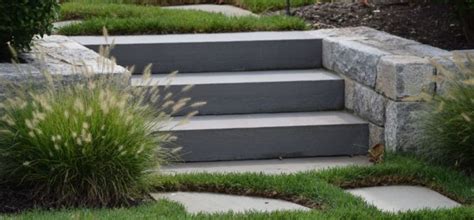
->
[294,2,473,50]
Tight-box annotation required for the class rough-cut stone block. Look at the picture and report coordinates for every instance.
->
[431,50,474,95]
[385,101,425,151]
[345,78,387,126]
[0,64,44,95]
[405,44,451,58]
[21,35,130,88]
[376,55,435,101]
[369,123,385,147]
[323,38,390,88]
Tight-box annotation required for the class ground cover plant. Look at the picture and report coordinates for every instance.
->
[0,0,59,60]
[57,2,307,35]
[2,154,474,219]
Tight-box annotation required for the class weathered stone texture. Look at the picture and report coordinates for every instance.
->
[376,55,435,101]
[21,35,130,87]
[431,50,474,95]
[0,64,44,95]
[369,123,385,147]
[324,37,390,88]
[344,77,387,126]
[385,101,425,151]
[405,44,450,58]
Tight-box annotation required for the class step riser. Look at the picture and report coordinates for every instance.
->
[145,80,344,116]
[169,124,369,162]
[84,39,322,73]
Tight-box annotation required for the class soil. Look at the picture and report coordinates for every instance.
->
[294,2,473,50]
[0,185,149,214]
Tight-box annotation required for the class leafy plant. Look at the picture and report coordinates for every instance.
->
[419,52,474,174]
[0,0,60,60]
[0,45,201,207]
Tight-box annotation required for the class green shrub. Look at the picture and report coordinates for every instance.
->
[0,0,60,60]
[0,57,196,207]
[419,52,474,174]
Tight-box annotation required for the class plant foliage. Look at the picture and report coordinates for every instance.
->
[0,45,200,207]
[0,0,60,60]
[419,52,474,174]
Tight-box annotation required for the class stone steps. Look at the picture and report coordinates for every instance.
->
[160,111,368,161]
[132,69,344,116]
[73,32,370,162]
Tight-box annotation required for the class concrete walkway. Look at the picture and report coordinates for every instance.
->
[161,156,370,175]
[347,186,461,212]
[163,4,256,17]
[152,192,310,214]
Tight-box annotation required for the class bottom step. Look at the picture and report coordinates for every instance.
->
[161,156,370,175]
[162,111,369,162]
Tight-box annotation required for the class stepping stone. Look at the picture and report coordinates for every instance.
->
[163,4,256,17]
[161,156,370,175]
[151,192,310,214]
[53,20,82,30]
[346,185,461,212]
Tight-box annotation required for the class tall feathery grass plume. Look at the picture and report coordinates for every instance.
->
[417,51,474,175]
[0,28,205,208]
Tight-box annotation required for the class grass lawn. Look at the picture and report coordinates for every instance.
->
[62,0,319,13]
[3,154,474,219]
[57,3,308,36]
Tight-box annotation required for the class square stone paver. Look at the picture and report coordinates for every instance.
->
[151,192,310,214]
[346,185,461,212]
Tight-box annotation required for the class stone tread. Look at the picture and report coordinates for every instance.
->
[69,31,318,45]
[131,69,342,86]
[161,156,370,174]
[161,111,367,131]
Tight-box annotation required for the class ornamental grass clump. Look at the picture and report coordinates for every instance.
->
[0,45,200,208]
[418,52,474,174]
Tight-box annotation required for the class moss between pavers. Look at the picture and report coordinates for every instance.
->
[4,154,473,219]
[57,3,308,36]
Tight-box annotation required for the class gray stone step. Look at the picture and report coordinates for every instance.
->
[160,111,369,162]
[132,69,344,115]
[160,156,370,175]
[70,32,322,73]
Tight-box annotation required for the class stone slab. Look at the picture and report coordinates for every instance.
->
[323,37,390,88]
[164,4,256,17]
[82,40,321,74]
[20,35,129,87]
[160,111,369,162]
[376,55,435,101]
[347,186,461,212]
[133,69,344,115]
[161,156,370,174]
[384,101,424,151]
[344,77,387,126]
[151,192,310,214]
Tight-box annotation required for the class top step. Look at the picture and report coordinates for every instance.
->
[70,32,322,74]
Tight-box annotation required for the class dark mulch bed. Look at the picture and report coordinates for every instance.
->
[0,187,36,214]
[294,2,473,50]
[0,185,148,214]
